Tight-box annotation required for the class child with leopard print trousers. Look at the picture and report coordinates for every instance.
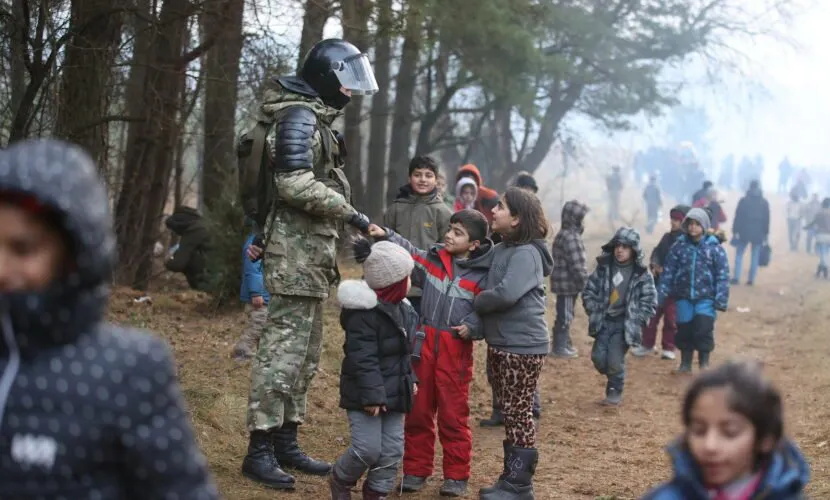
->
[582,227,657,406]
[473,187,553,499]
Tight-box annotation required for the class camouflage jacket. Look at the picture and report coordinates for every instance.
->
[258,84,356,299]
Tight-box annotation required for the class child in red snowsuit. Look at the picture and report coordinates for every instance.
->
[368,209,492,497]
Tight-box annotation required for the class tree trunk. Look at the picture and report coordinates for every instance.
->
[122,0,153,173]
[113,0,196,290]
[53,0,126,170]
[8,2,66,143]
[202,0,245,209]
[340,0,371,207]
[384,2,423,203]
[8,0,27,142]
[296,0,331,72]
[365,0,392,220]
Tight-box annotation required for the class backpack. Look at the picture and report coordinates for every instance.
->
[237,101,333,231]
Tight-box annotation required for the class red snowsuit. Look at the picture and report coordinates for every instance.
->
[385,230,491,481]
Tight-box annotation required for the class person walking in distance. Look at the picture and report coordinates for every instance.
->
[731,180,770,286]
[242,39,377,489]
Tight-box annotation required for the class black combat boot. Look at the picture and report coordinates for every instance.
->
[676,350,693,373]
[479,441,510,496]
[698,351,710,370]
[479,443,537,500]
[272,423,332,476]
[241,430,295,489]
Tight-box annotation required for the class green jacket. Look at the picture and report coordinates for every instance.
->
[383,185,452,297]
[258,86,356,299]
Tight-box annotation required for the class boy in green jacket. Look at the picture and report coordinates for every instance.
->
[383,155,452,313]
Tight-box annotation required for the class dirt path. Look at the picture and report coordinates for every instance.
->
[111,197,830,500]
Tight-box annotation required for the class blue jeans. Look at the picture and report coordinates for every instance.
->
[818,243,829,267]
[590,319,628,392]
[733,241,761,283]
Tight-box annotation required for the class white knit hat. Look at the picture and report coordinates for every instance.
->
[362,241,414,289]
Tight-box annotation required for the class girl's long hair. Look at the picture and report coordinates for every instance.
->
[501,186,549,245]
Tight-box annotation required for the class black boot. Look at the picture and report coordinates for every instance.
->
[481,386,505,427]
[698,351,710,370]
[816,264,822,278]
[479,441,511,496]
[676,350,693,373]
[272,423,332,476]
[241,430,295,489]
[480,408,504,427]
[329,470,355,500]
[823,265,829,279]
[479,443,537,499]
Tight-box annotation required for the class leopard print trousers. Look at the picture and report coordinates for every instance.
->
[487,346,545,447]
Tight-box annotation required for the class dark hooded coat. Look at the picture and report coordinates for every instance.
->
[165,207,210,290]
[0,140,217,499]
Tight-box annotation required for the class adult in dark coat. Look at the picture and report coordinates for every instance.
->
[165,206,211,290]
[731,180,770,285]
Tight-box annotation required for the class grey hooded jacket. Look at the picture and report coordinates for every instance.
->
[474,240,554,355]
[0,140,218,499]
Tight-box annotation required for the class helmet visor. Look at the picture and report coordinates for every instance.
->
[332,53,378,95]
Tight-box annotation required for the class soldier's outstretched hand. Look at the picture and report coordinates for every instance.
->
[367,224,387,238]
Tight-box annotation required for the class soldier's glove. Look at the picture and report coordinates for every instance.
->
[347,211,371,233]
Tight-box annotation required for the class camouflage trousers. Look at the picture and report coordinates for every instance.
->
[247,294,324,431]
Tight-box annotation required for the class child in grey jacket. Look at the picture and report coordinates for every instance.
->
[474,187,553,499]
[582,227,657,406]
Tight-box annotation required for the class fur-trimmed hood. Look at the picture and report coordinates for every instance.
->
[337,280,378,310]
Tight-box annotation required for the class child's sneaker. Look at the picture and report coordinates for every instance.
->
[439,479,468,497]
[661,350,676,360]
[631,345,654,357]
[400,475,427,493]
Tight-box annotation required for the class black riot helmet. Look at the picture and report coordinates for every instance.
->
[300,39,378,109]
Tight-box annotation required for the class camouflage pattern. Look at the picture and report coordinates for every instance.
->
[247,295,324,431]
[258,86,356,299]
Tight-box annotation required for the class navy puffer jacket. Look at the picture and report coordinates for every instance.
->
[0,140,218,499]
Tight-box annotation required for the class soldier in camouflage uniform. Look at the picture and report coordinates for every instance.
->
[241,39,377,490]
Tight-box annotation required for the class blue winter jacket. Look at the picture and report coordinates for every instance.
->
[658,233,729,314]
[240,233,270,304]
[642,440,809,500]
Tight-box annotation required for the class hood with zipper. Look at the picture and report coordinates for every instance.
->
[600,226,647,270]
[0,139,218,498]
[0,139,115,356]
[644,439,809,499]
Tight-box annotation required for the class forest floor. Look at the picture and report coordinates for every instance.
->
[109,192,830,499]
